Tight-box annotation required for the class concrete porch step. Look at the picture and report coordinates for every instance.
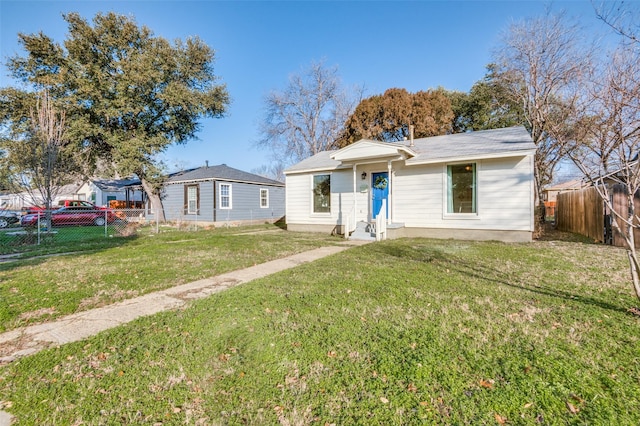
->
[349,221,376,241]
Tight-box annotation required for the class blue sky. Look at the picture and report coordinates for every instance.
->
[0,1,609,176]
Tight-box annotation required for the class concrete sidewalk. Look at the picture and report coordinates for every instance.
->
[0,241,368,365]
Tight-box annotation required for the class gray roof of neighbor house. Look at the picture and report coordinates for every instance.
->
[92,178,141,191]
[544,179,587,192]
[166,164,284,186]
[285,126,536,173]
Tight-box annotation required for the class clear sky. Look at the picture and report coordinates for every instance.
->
[0,0,610,176]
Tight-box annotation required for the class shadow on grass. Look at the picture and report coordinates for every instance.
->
[536,222,599,244]
[273,216,287,230]
[373,242,632,316]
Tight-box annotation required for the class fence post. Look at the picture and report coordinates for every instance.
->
[104,209,108,237]
[37,214,41,245]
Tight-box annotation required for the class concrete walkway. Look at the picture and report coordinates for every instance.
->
[0,241,368,365]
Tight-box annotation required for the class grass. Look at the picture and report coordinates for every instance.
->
[0,224,124,256]
[0,224,341,333]
[1,234,639,424]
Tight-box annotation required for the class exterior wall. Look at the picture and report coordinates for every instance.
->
[393,156,533,232]
[285,171,356,227]
[387,227,532,243]
[162,180,285,224]
[285,154,534,241]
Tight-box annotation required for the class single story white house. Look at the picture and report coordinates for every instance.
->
[284,126,536,242]
[75,178,144,207]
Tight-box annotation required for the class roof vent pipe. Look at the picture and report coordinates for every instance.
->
[409,125,415,147]
[205,160,209,168]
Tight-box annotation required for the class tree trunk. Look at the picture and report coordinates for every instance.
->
[627,250,640,303]
[140,177,166,223]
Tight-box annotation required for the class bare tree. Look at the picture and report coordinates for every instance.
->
[492,11,592,227]
[2,90,79,218]
[251,162,285,182]
[593,0,640,44]
[257,60,362,166]
[565,43,640,302]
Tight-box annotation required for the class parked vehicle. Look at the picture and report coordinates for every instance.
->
[20,206,118,227]
[0,210,20,228]
[21,205,46,215]
[57,200,107,209]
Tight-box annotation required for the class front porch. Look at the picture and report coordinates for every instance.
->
[343,216,405,242]
[330,140,416,242]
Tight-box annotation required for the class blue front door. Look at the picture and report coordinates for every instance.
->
[372,172,389,220]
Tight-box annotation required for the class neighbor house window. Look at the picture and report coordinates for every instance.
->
[260,188,269,208]
[220,183,232,209]
[313,174,331,213]
[185,184,199,214]
[447,163,476,214]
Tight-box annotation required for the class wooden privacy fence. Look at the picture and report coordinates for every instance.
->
[556,186,604,243]
[556,184,640,248]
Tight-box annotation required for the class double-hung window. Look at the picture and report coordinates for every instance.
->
[185,184,199,214]
[260,188,269,208]
[447,163,476,214]
[220,183,232,209]
[313,174,331,213]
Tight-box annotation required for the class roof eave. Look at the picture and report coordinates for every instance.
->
[167,177,284,186]
[284,164,351,176]
[406,148,536,166]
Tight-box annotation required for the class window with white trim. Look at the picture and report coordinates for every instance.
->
[447,163,476,214]
[260,188,269,208]
[186,185,199,214]
[220,183,232,209]
[313,174,331,213]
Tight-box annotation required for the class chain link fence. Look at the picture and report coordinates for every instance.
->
[0,208,285,257]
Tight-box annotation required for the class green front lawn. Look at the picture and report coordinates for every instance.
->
[1,237,638,424]
[0,225,341,332]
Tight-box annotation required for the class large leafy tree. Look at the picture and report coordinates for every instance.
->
[450,65,524,133]
[338,88,454,145]
[1,12,229,220]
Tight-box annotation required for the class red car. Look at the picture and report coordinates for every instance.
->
[20,206,118,227]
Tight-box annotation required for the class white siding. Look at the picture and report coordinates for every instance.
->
[286,154,534,233]
[393,155,533,231]
[286,171,356,225]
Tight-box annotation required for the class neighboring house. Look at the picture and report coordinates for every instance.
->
[75,178,144,207]
[542,179,587,220]
[0,183,82,210]
[150,164,285,225]
[542,179,587,203]
[284,126,536,242]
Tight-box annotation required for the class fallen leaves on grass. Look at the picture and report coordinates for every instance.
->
[566,401,580,414]
[494,413,508,424]
[479,379,494,389]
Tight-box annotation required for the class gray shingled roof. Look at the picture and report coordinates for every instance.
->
[406,126,535,165]
[166,164,284,186]
[284,126,535,174]
[284,151,348,174]
[93,178,141,191]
